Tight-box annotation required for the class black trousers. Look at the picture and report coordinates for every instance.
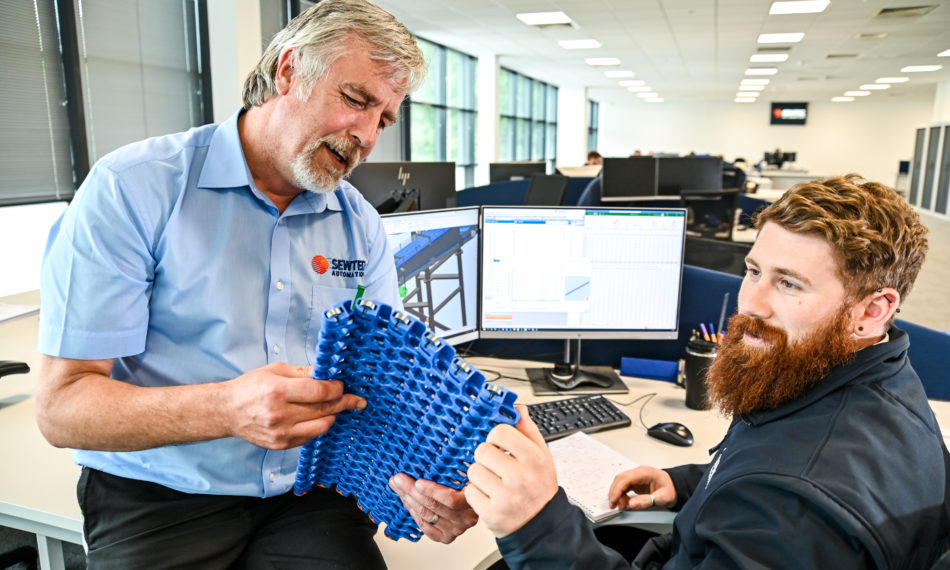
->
[77,467,386,570]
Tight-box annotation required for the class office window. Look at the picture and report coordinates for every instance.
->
[0,1,74,205]
[409,38,477,188]
[588,99,600,153]
[0,0,210,207]
[498,68,557,166]
[78,0,206,162]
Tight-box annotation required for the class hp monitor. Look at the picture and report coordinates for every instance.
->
[346,161,456,213]
[380,207,480,345]
[479,206,687,391]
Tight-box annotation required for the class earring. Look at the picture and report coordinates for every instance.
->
[858,326,864,332]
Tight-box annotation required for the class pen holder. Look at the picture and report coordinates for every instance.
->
[684,337,718,410]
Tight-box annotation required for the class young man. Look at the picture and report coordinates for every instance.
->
[37,1,476,566]
[466,175,950,568]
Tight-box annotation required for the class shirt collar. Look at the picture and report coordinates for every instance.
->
[196,108,344,216]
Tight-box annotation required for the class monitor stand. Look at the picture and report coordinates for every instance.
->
[527,339,629,396]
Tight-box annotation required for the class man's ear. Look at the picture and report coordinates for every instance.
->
[274,48,296,96]
[852,287,901,340]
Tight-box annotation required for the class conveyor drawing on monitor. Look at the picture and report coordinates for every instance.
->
[393,224,477,335]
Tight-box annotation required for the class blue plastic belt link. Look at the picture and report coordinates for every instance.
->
[293,298,520,541]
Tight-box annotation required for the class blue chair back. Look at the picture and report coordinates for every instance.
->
[896,319,950,400]
[456,180,529,207]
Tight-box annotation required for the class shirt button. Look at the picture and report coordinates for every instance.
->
[269,472,276,482]
[273,344,280,354]
[275,280,284,291]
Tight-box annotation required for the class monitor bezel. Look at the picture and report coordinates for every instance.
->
[477,205,687,341]
[380,205,481,346]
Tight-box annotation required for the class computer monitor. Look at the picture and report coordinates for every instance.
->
[379,207,480,345]
[479,206,687,392]
[523,174,569,206]
[345,161,456,213]
[763,151,795,168]
[656,156,723,196]
[600,157,659,201]
[489,161,547,183]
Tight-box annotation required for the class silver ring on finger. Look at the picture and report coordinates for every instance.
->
[428,514,439,525]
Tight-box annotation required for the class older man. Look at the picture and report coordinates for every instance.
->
[467,175,949,569]
[37,1,475,567]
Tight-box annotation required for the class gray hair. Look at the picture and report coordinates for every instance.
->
[242,0,427,108]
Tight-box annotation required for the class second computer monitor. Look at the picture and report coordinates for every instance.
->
[657,156,723,195]
[346,161,456,213]
[379,207,480,345]
[479,206,686,340]
[600,157,659,201]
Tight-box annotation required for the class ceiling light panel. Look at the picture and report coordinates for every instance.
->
[900,65,943,72]
[751,54,789,63]
[619,80,646,87]
[832,97,855,102]
[769,0,829,15]
[939,49,950,57]
[735,98,756,103]
[844,90,870,96]
[741,78,770,85]
[558,39,601,50]
[586,57,621,66]
[745,68,778,75]
[604,70,635,78]
[859,84,890,90]
[758,33,805,44]
[876,77,909,83]
[516,11,572,26]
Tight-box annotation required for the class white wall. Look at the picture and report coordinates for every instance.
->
[0,202,67,297]
[595,92,935,187]
[207,0,262,121]
[556,87,589,167]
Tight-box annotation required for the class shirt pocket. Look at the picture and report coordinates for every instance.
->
[305,284,360,365]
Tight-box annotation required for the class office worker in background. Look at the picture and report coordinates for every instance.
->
[587,150,604,165]
[35,1,477,567]
[467,175,950,569]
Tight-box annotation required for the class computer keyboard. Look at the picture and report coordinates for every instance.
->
[527,394,632,442]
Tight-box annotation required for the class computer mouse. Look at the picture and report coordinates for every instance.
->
[647,422,694,447]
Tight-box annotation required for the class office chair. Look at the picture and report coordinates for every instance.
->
[680,189,739,241]
[0,361,39,570]
[575,176,603,207]
[524,174,569,206]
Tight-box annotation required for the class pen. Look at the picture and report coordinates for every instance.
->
[699,323,710,342]
[717,292,730,339]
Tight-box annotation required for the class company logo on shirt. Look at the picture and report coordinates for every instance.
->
[312,254,366,279]
[311,255,330,274]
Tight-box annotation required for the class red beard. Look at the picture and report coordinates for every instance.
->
[706,307,859,416]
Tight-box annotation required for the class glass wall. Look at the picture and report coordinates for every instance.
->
[498,68,557,168]
[409,38,478,189]
[588,99,600,153]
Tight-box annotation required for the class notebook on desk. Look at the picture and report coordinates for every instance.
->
[548,431,640,522]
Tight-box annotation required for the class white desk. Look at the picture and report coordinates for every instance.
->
[4,298,950,569]
[758,170,824,191]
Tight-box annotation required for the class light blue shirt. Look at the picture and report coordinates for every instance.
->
[39,110,401,497]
